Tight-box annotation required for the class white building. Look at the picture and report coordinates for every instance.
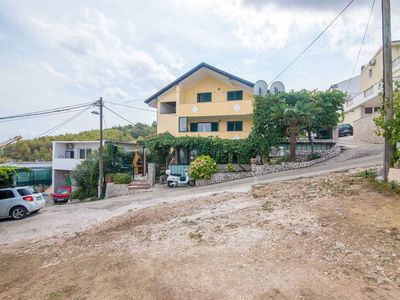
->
[52,141,102,191]
[332,41,400,143]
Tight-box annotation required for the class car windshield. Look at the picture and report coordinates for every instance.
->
[17,187,38,196]
[56,187,70,194]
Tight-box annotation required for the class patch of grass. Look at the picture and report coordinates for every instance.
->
[48,285,77,300]
[225,223,239,229]
[354,169,400,194]
[189,230,203,242]
[181,219,198,226]
[261,202,274,213]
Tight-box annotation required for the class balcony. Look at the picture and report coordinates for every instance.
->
[178,100,252,117]
[52,158,84,171]
[345,83,381,112]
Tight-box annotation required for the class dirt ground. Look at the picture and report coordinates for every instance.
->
[1,171,399,299]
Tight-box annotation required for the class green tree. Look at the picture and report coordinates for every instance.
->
[248,95,284,160]
[375,81,400,164]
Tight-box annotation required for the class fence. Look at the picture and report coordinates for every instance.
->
[13,168,52,187]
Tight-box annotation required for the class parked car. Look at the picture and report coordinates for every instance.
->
[0,186,45,220]
[51,186,72,204]
[339,124,353,137]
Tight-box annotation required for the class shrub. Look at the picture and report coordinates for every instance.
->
[189,155,217,180]
[227,163,235,172]
[72,152,99,199]
[112,172,132,184]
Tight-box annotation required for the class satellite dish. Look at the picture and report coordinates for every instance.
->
[270,81,285,95]
[253,80,268,96]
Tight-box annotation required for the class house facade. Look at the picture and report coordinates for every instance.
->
[333,41,400,143]
[144,63,255,139]
[52,141,102,191]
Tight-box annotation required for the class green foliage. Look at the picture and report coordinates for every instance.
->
[375,81,400,164]
[112,173,132,184]
[227,163,235,172]
[251,89,345,161]
[248,95,284,159]
[0,122,156,162]
[72,151,99,199]
[144,133,253,164]
[189,155,217,180]
[0,166,17,187]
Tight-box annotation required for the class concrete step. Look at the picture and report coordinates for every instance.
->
[127,180,152,190]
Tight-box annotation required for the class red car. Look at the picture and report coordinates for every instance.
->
[51,186,72,204]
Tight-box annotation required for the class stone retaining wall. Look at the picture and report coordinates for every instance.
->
[196,146,341,186]
[353,113,383,144]
[105,183,130,198]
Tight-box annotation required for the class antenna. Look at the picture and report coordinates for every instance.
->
[253,80,268,96]
[270,81,285,95]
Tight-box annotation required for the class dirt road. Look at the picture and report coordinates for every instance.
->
[0,137,383,246]
[1,171,399,299]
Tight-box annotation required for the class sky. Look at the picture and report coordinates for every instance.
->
[0,0,399,141]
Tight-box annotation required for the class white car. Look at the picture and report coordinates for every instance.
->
[0,186,45,220]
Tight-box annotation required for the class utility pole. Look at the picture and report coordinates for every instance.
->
[98,97,104,198]
[382,0,394,182]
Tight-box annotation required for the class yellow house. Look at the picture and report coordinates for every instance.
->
[144,63,255,139]
[333,41,400,143]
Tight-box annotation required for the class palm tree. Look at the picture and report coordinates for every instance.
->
[274,92,320,161]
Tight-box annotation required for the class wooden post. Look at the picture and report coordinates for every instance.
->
[382,0,394,182]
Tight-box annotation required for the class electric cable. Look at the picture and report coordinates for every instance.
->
[268,0,355,85]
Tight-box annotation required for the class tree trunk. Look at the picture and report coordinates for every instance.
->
[307,128,314,154]
[289,120,298,161]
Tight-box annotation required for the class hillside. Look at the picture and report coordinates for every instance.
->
[0,122,156,162]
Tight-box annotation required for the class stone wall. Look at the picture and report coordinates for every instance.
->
[147,163,156,186]
[105,183,130,198]
[216,164,251,172]
[353,113,383,144]
[196,146,341,186]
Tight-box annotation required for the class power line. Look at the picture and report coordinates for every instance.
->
[0,106,92,123]
[268,0,355,85]
[0,101,95,121]
[34,106,92,139]
[103,105,137,126]
[104,101,156,113]
[345,0,376,94]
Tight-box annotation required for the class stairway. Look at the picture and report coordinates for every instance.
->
[127,178,152,193]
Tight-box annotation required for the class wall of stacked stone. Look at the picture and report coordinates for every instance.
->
[196,146,341,187]
[217,164,251,172]
[105,183,131,198]
[353,113,383,144]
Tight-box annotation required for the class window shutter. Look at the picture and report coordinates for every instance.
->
[211,122,219,132]
[190,123,198,132]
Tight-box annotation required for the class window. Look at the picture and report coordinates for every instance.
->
[17,187,37,196]
[197,92,212,103]
[374,107,380,113]
[65,150,74,159]
[0,190,15,200]
[79,149,86,159]
[227,121,243,131]
[365,107,373,114]
[368,69,373,78]
[190,122,218,132]
[227,90,243,101]
[179,117,188,132]
[79,148,92,159]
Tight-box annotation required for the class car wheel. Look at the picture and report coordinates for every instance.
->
[188,180,195,187]
[10,206,27,220]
